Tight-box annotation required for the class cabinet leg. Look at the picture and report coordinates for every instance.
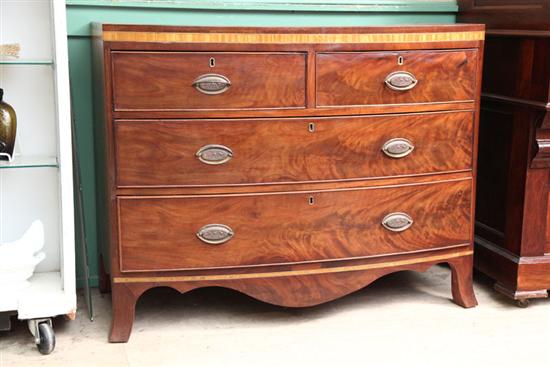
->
[493,282,548,305]
[448,255,478,308]
[110,283,142,343]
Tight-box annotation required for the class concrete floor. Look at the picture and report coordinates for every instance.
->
[1,266,550,367]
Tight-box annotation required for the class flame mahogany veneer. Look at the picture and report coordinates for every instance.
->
[93,24,484,342]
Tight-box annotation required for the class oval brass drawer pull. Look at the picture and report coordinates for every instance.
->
[196,224,234,245]
[196,144,233,165]
[192,73,231,95]
[382,212,413,232]
[382,138,414,158]
[384,71,418,91]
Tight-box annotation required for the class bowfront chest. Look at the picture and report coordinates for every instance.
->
[93,24,485,342]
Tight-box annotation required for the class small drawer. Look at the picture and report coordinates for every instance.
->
[111,51,306,111]
[118,179,472,272]
[316,50,477,107]
[115,111,473,187]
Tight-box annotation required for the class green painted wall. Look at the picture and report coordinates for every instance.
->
[66,0,457,287]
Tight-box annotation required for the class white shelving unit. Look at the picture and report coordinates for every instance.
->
[0,0,76,354]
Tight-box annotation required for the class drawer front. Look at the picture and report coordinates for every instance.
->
[316,50,477,107]
[111,52,306,111]
[118,180,472,272]
[115,111,473,187]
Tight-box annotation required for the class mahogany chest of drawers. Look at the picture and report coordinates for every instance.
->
[93,24,485,342]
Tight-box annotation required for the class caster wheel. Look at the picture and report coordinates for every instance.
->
[516,299,530,308]
[36,322,55,355]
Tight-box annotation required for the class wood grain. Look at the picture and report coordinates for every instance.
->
[458,0,550,32]
[115,111,474,187]
[94,24,483,342]
[317,49,477,107]
[103,30,485,44]
[114,171,473,196]
[117,179,472,272]
[112,51,306,111]
[108,249,476,342]
[113,250,473,283]
[449,254,478,307]
[532,113,550,168]
[112,102,477,120]
[547,191,550,244]
[100,24,485,34]
[458,4,550,301]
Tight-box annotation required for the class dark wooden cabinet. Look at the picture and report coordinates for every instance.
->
[458,1,550,305]
[94,24,484,342]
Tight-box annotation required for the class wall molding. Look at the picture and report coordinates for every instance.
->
[66,0,458,13]
[66,1,457,36]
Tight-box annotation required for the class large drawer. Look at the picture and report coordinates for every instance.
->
[115,111,473,187]
[316,50,477,107]
[118,179,472,272]
[111,51,307,111]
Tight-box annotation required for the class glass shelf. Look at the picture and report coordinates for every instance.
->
[0,59,53,65]
[0,156,58,169]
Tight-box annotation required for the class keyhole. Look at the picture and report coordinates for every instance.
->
[308,196,315,205]
[308,122,315,133]
[209,58,216,67]
[397,56,404,65]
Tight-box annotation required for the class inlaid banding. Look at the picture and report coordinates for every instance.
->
[103,31,485,44]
